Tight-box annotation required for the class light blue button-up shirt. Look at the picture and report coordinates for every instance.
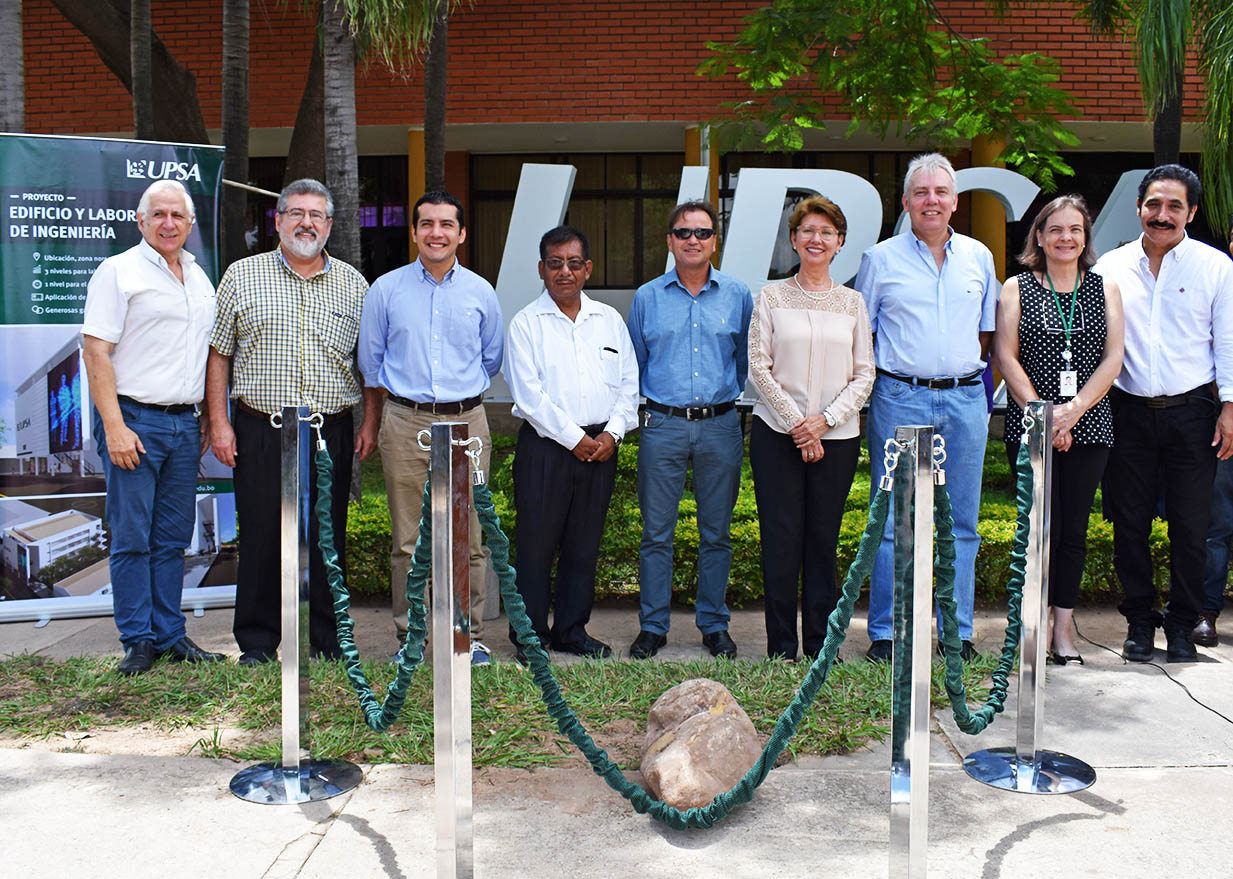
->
[358,258,503,402]
[627,267,753,407]
[855,229,998,378]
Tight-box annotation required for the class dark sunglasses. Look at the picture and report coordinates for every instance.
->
[671,227,715,241]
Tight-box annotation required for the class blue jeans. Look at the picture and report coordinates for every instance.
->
[1204,456,1233,614]
[866,376,988,641]
[95,401,199,649]
[637,407,743,635]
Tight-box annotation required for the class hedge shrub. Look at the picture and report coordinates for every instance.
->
[345,432,1169,606]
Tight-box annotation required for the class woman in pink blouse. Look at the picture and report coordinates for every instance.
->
[749,195,876,661]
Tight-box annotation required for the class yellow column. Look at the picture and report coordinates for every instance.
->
[969,134,1007,281]
[684,124,719,205]
[407,126,425,261]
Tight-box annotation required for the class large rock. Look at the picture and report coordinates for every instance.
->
[640,678,763,809]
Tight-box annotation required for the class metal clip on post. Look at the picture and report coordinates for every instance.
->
[889,425,935,879]
[963,400,1096,794]
[932,435,947,485]
[430,421,475,878]
[454,436,486,486]
[230,405,361,804]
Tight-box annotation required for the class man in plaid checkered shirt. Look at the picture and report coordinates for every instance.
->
[206,179,370,665]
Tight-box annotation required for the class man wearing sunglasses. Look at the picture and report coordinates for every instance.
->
[626,200,754,659]
[207,178,369,665]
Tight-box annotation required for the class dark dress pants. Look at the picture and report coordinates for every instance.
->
[510,423,617,648]
[1104,390,1217,632]
[232,406,351,658]
[750,416,860,659]
[1005,439,1109,609]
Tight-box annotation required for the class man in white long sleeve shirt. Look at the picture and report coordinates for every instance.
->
[1094,164,1233,663]
[504,226,639,662]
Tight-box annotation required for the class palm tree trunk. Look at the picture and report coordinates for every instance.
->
[221,0,250,268]
[130,0,154,139]
[0,0,24,131]
[322,0,360,269]
[1153,67,1183,166]
[423,2,448,191]
[284,4,325,186]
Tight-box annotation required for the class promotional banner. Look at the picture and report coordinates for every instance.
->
[0,133,235,620]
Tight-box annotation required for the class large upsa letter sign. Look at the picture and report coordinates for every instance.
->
[487,162,1149,399]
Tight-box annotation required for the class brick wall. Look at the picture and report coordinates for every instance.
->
[21,0,1206,136]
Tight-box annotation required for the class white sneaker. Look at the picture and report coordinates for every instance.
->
[470,641,492,666]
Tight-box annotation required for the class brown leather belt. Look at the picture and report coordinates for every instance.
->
[1110,384,1214,409]
[645,399,736,421]
[386,393,482,415]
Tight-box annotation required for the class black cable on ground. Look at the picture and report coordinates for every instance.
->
[1072,618,1233,726]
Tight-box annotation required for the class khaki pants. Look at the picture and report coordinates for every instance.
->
[379,400,491,640]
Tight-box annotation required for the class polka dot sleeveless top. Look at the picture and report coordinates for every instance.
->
[1003,270,1113,447]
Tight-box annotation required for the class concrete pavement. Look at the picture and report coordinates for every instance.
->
[3,604,1232,878]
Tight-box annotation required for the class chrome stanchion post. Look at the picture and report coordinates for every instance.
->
[963,400,1096,794]
[889,425,933,879]
[431,421,473,879]
[230,406,362,804]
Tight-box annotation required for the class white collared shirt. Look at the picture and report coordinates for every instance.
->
[82,238,216,405]
[505,290,639,450]
[1094,233,1233,400]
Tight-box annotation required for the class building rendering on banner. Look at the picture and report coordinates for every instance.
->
[16,1,1215,292]
[1,508,104,593]
[13,334,100,479]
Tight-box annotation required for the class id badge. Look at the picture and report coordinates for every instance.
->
[1059,370,1078,397]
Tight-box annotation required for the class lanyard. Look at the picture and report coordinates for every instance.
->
[1043,270,1079,358]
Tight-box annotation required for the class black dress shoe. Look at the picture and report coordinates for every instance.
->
[118,640,155,676]
[936,640,979,662]
[554,634,613,658]
[629,630,667,660]
[1164,627,1198,663]
[702,630,737,658]
[865,639,892,662]
[238,649,275,666]
[161,637,225,663]
[1193,613,1218,647]
[1122,622,1156,662]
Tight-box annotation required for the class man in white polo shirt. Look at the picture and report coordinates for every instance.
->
[82,179,222,675]
[504,225,638,663]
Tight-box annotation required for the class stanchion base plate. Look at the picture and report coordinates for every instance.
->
[229,759,363,804]
[963,747,1096,794]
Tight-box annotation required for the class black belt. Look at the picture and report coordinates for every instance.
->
[118,395,195,415]
[1110,384,1214,409]
[645,399,736,421]
[876,368,983,389]
[387,393,482,415]
[235,399,351,424]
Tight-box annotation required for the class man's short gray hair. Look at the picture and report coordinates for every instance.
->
[903,153,957,196]
[137,179,195,219]
[278,178,334,217]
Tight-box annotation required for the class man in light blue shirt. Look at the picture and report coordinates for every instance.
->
[626,200,753,659]
[357,191,503,663]
[856,153,999,662]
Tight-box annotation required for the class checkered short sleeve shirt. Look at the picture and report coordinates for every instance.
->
[210,248,369,415]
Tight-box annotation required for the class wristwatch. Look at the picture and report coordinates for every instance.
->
[823,409,837,428]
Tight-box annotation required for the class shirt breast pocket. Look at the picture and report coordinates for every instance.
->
[447,306,481,350]
[313,303,359,355]
[599,346,621,389]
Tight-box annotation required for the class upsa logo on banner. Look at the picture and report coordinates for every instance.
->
[125,159,202,182]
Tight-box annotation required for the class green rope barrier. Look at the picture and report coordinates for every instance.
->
[482,476,891,830]
[316,447,429,732]
[932,441,1031,734]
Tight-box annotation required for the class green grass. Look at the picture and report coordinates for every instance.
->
[0,651,999,767]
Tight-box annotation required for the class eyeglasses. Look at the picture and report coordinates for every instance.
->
[544,258,588,271]
[796,226,839,241]
[280,208,331,223]
[671,227,715,241]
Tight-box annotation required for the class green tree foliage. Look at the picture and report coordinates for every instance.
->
[700,0,1081,189]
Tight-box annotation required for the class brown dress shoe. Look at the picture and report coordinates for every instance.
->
[1192,613,1218,647]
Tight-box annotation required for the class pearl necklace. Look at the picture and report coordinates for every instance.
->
[792,273,838,297]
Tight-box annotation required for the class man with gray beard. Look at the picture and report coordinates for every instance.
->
[206,179,370,664]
